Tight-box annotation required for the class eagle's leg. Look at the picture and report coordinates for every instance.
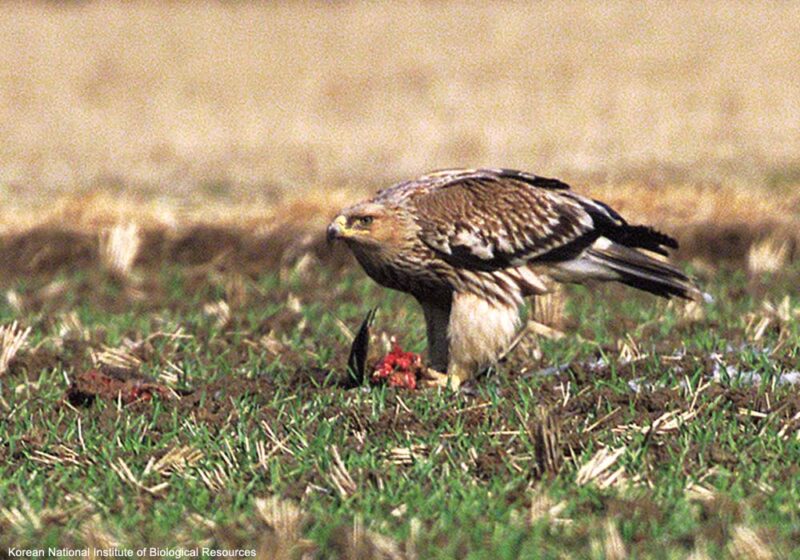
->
[445,292,521,387]
[419,297,451,372]
[419,297,462,389]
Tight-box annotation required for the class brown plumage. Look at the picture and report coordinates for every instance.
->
[328,168,704,388]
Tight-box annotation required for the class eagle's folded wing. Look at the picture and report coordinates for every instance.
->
[410,170,605,271]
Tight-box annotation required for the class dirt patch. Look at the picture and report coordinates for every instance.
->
[66,368,176,406]
[0,218,797,289]
[0,224,354,287]
[677,221,799,264]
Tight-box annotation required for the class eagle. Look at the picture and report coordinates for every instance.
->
[327,168,703,389]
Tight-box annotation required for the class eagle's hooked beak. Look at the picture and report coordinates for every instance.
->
[327,215,348,242]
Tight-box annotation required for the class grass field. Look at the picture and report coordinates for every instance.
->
[0,247,799,558]
[1,1,800,558]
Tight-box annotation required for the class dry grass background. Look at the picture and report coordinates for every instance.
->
[1,1,799,262]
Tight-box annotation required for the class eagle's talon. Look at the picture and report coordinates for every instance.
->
[421,368,461,391]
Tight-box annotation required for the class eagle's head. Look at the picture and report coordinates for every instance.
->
[327,201,399,249]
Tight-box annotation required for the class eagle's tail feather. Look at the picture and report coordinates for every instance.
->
[586,242,704,301]
[549,239,706,302]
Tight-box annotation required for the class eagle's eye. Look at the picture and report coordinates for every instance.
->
[357,216,374,227]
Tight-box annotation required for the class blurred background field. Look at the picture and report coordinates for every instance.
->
[1,0,799,271]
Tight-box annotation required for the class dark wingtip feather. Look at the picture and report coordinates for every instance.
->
[608,225,679,256]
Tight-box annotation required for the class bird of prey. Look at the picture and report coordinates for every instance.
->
[327,168,703,389]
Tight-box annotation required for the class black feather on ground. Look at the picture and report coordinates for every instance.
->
[345,307,378,388]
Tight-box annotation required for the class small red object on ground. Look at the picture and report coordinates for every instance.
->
[371,344,423,390]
